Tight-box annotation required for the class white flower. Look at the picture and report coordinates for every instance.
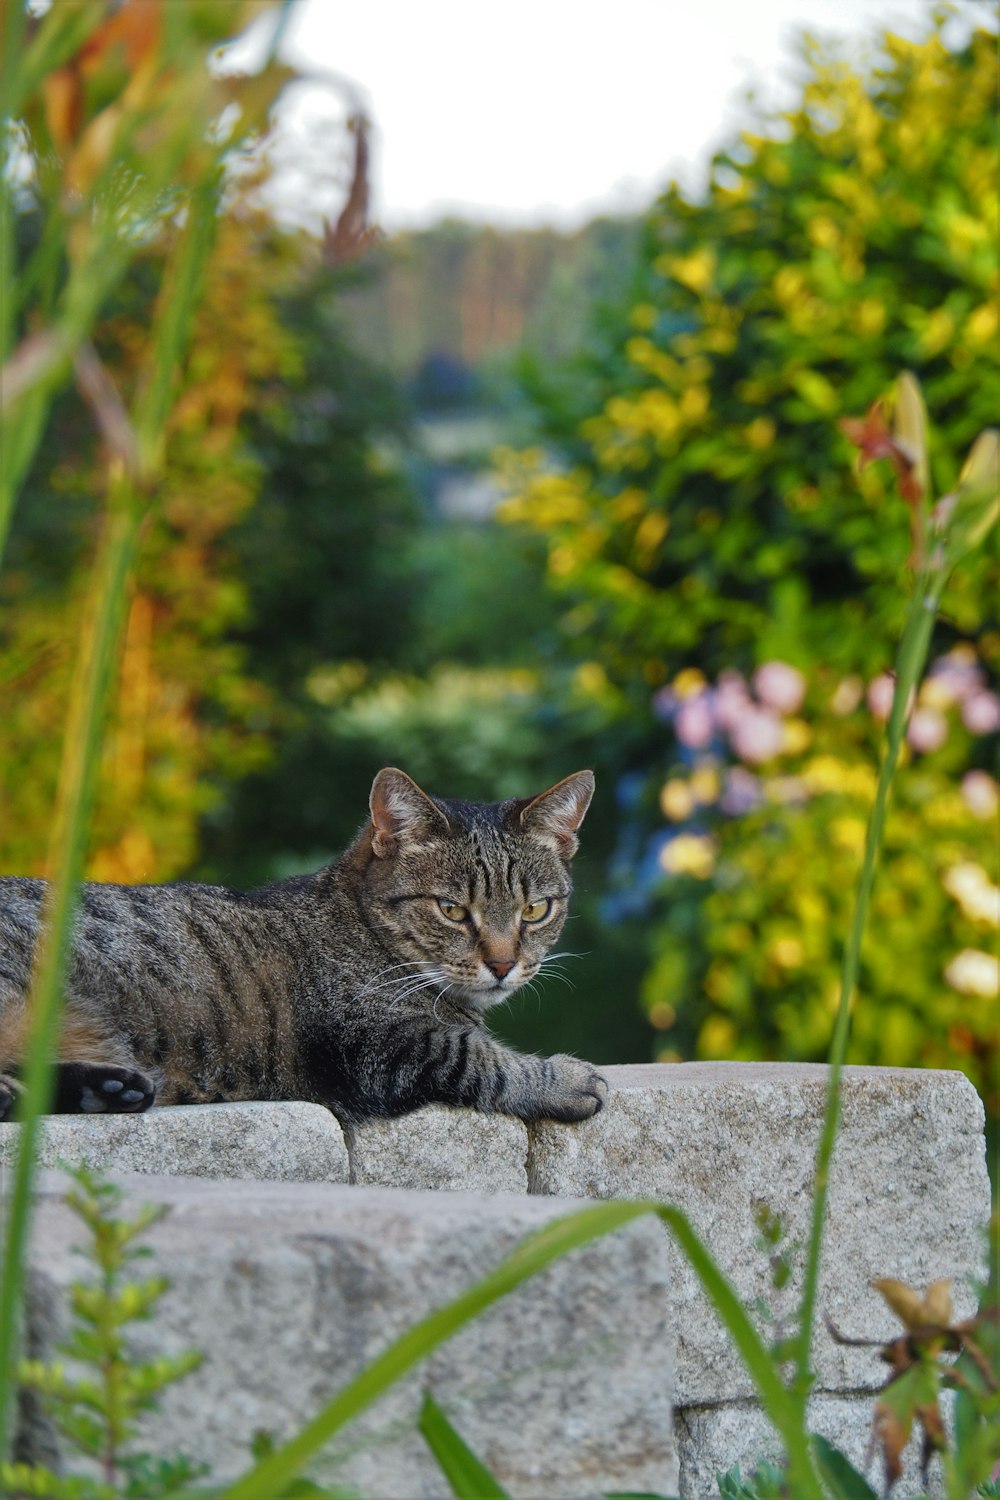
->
[961,770,999,821]
[907,707,948,754]
[943,949,999,998]
[943,864,1000,928]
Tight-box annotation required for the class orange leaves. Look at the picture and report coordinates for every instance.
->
[873,1276,953,1330]
[829,1275,999,1493]
[839,399,923,506]
[840,373,933,567]
[33,0,290,203]
[42,0,163,186]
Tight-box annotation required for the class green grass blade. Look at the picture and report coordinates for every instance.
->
[213,1200,823,1500]
[133,177,222,475]
[4,0,110,121]
[418,1392,510,1499]
[214,1200,656,1500]
[811,1435,880,1499]
[0,490,140,1465]
[656,1207,822,1498]
[793,582,938,1390]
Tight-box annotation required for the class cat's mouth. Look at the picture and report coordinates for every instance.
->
[458,964,538,1005]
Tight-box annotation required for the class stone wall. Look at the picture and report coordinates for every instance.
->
[2,1063,991,1498]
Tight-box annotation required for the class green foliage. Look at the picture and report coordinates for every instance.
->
[502,14,1000,1102]
[716,1462,785,1500]
[504,20,997,675]
[4,1167,204,1499]
[810,1438,879,1500]
[640,645,999,1109]
[0,0,295,1467]
[417,1393,509,1499]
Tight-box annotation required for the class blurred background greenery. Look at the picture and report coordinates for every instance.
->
[2,3,996,1119]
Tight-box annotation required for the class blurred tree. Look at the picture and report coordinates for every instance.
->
[504,19,997,677]
[501,16,1000,1101]
[194,265,427,883]
[0,202,299,881]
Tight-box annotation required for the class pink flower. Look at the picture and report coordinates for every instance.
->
[961,691,1000,736]
[675,694,715,750]
[753,661,806,715]
[867,674,896,721]
[714,670,750,731]
[906,708,948,754]
[928,649,984,704]
[729,705,784,764]
[720,766,762,815]
[961,771,999,820]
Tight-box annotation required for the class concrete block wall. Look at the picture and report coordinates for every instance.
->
[2,1063,991,1498]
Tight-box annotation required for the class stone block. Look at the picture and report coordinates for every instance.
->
[0,1101,350,1183]
[347,1104,529,1192]
[529,1063,990,1404]
[676,1392,952,1500]
[20,1171,676,1499]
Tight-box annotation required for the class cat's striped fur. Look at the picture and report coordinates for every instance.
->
[0,768,607,1125]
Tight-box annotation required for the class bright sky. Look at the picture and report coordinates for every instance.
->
[266,0,981,232]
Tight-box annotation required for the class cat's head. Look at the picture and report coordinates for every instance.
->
[360,767,594,1009]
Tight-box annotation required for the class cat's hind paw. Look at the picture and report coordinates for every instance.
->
[0,1072,23,1122]
[53,1063,155,1116]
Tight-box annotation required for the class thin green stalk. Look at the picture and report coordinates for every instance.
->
[793,575,941,1390]
[134,176,222,475]
[0,483,140,1466]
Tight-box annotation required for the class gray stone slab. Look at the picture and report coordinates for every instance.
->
[20,1171,676,1499]
[347,1104,529,1192]
[677,1391,953,1500]
[0,1101,350,1183]
[529,1063,991,1404]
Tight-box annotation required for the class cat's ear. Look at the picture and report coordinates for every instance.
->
[518,770,594,859]
[369,768,449,857]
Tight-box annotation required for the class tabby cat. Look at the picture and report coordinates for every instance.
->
[0,768,607,1125]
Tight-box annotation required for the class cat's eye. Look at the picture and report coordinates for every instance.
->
[437,899,468,923]
[521,899,552,924]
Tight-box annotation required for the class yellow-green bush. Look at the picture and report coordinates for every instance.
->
[502,15,999,1103]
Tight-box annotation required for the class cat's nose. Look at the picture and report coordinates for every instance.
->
[485,957,516,980]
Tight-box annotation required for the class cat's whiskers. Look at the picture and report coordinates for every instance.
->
[385,968,453,1012]
[431,982,456,1024]
[385,979,439,1011]
[353,959,425,1000]
[536,953,582,991]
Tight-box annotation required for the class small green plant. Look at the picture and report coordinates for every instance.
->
[2,1165,204,1500]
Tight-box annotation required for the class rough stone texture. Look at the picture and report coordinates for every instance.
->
[347,1104,529,1192]
[529,1063,991,1404]
[0,1101,350,1183]
[21,1171,676,1500]
[677,1392,953,1500]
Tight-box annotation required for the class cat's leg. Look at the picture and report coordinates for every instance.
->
[0,1005,156,1116]
[48,1011,156,1113]
[377,1022,608,1124]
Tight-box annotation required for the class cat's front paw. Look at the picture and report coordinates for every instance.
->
[539,1054,608,1123]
